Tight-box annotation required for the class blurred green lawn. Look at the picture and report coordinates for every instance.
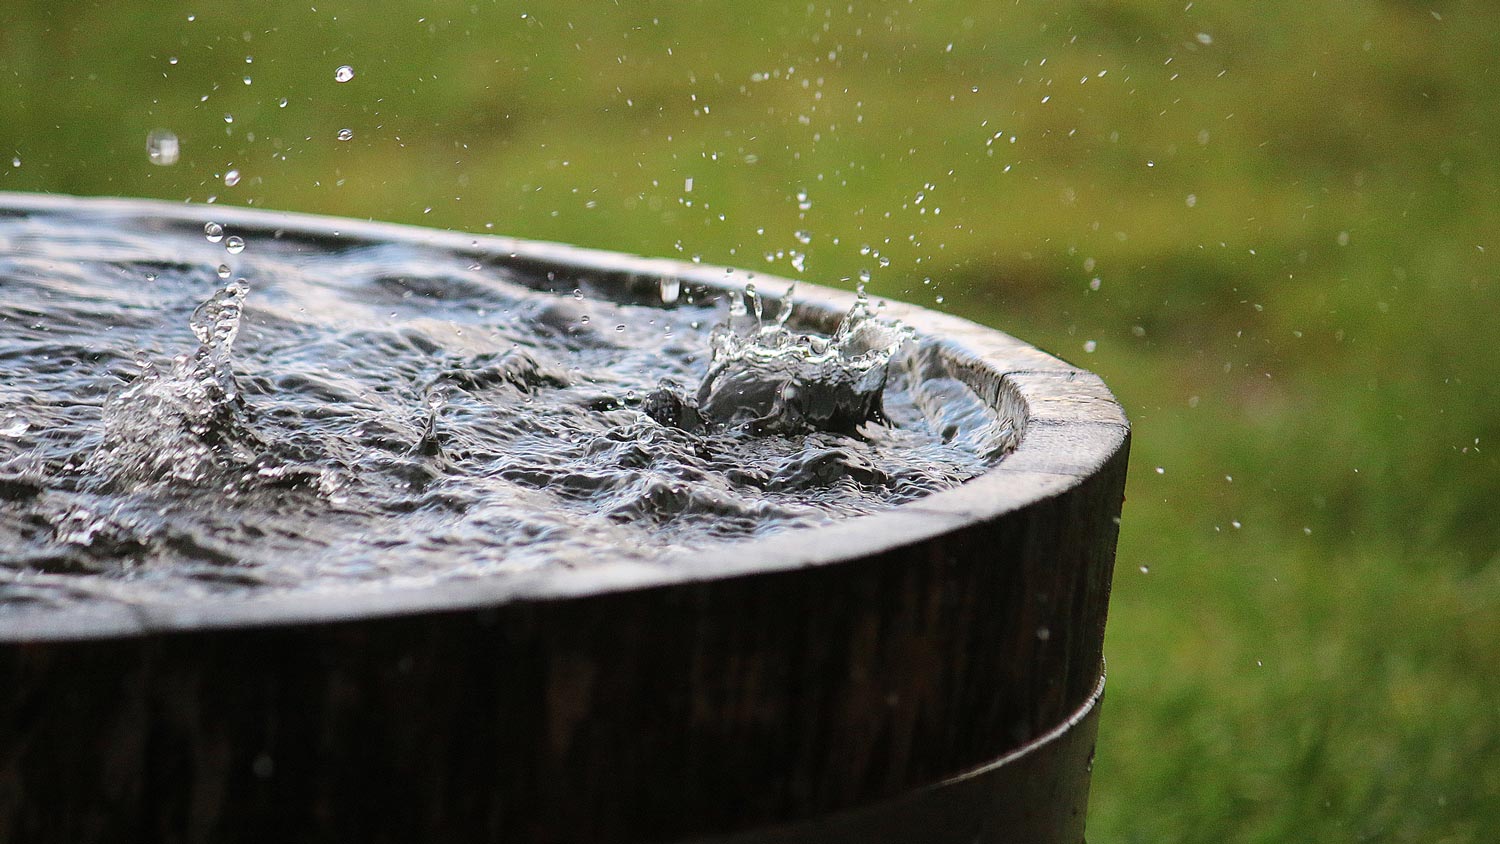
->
[2,1,1495,841]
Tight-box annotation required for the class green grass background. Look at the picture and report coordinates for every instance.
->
[2,1,1495,840]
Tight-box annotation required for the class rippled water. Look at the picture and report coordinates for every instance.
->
[0,206,1013,608]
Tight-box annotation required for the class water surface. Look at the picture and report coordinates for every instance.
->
[0,206,1011,609]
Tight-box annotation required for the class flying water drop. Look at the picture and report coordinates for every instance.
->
[146,130,180,166]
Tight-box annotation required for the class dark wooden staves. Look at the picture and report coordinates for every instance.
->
[0,194,1129,844]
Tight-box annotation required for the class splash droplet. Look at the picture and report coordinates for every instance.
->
[658,276,681,305]
[204,222,224,243]
[146,130,180,166]
[334,65,355,83]
[224,169,241,187]
[336,128,354,142]
[225,236,245,254]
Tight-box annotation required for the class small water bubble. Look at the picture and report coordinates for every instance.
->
[334,65,355,83]
[242,76,253,86]
[1035,627,1051,641]
[336,128,354,142]
[579,315,591,325]
[278,97,288,108]
[224,236,245,254]
[168,56,179,65]
[204,222,224,243]
[146,130,180,166]
[789,252,806,273]
[1185,193,1198,208]
[795,187,811,211]
[1337,231,1350,247]
[1139,564,1150,574]
[1231,520,1242,529]
[223,169,241,187]
[217,263,231,279]
[1196,32,1214,45]
[794,229,811,245]
[223,114,234,124]
[857,268,872,284]
[10,157,19,168]
[1089,277,1102,291]
[1155,466,1165,474]
[1084,340,1097,353]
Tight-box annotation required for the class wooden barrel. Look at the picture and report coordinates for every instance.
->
[0,194,1129,844]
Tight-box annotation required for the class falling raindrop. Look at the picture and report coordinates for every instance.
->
[334,65,355,83]
[658,277,680,305]
[146,130,180,166]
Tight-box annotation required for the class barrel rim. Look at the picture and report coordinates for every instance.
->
[0,191,1128,642]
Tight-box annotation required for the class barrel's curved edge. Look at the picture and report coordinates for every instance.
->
[0,192,1129,643]
[690,669,1107,844]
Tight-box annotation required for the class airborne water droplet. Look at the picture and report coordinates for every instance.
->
[204,222,224,243]
[334,65,355,83]
[336,128,354,142]
[658,276,681,305]
[217,264,231,279]
[224,169,241,187]
[146,130,180,166]
[225,236,245,254]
